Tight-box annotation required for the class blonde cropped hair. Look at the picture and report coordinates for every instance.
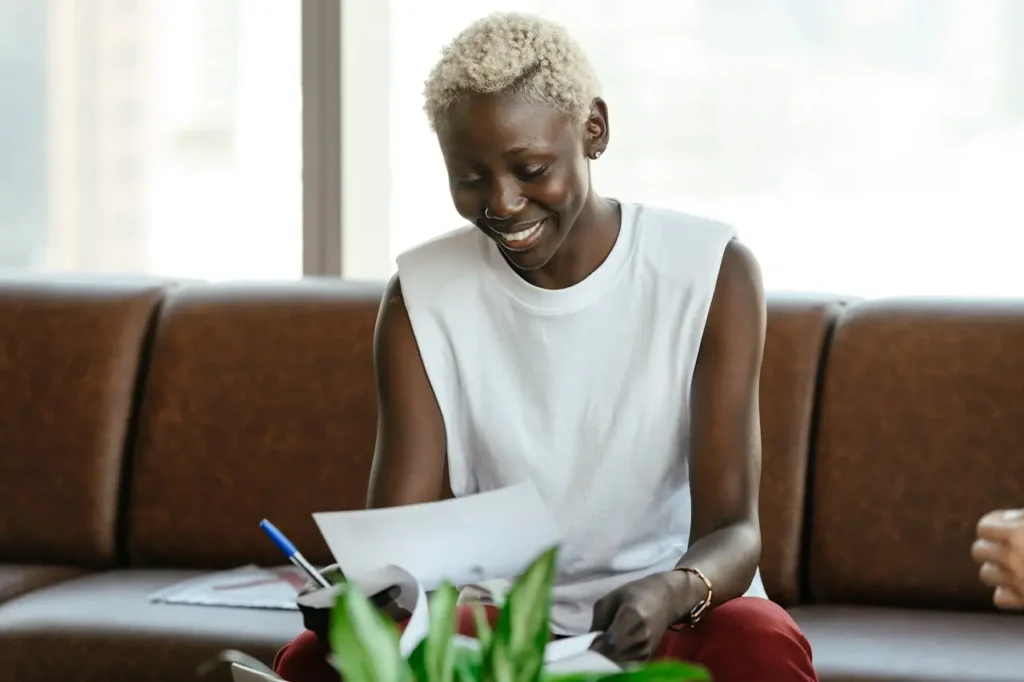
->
[423,12,600,131]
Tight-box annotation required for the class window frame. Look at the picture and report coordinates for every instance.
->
[302,0,391,278]
[301,0,341,277]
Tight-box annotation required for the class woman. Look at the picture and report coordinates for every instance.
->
[275,11,817,682]
[974,509,1024,610]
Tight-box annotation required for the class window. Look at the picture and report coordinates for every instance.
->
[0,0,302,279]
[363,0,1024,297]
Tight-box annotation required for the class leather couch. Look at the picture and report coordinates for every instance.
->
[0,275,1021,682]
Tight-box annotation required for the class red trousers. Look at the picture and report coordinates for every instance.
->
[273,597,818,682]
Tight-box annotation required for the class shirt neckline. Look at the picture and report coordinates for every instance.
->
[480,201,640,315]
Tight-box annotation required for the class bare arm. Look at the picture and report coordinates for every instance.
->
[671,239,766,608]
[365,274,450,509]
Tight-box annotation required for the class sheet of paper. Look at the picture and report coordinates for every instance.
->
[148,565,302,610]
[312,483,561,590]
[230,663,284,681]
[305,483,619,673]
[545,650,621,674]
[298,564,429,657]
[301,579,617,674]
[544,632,600,663]
[451,633,620,673]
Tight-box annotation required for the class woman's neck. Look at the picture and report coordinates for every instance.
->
[524,195,621,290]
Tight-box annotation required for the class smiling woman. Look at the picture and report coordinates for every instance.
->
[433,90,617,282]
[274,11,817,682]
[422,17,621,288]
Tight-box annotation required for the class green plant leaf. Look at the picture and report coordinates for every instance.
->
[407,639,428,681]
[541,673,607,682]
[603,661,711,681]
[470,601,493,653]
[453,644,484,682]
[329,582,413,682]
[484,545,559,682]
[423,582,459,682]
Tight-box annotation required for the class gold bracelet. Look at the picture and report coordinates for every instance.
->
[673,566,713,627]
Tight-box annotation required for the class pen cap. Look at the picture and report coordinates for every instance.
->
[259,519,297,557]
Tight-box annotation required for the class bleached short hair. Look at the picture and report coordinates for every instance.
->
[423,12,601,131]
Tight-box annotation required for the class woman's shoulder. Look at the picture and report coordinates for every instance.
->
[396,223,479,265]
[631,202,736,239]
[394,223,486,307]
[630,202,739,279]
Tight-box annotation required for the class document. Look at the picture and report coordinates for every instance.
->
[148,565,303,610]
[312,483,561,590]
[231,662,284,681]
[305,483,620,674]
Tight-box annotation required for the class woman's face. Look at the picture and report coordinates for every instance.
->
[435,93,607,272]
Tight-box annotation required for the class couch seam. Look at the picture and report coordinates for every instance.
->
[796,299,848,605]
[112,286,178,568]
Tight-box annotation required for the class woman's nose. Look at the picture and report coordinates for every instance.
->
[484,181,526,220]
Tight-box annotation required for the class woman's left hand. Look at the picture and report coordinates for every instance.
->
[589,570,697,663]
[973,508,1024,610]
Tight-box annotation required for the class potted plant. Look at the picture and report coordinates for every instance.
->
[328,547,711,682]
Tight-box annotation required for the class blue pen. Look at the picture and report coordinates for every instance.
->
[259,519,332,588]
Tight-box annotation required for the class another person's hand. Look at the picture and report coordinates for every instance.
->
[589,570,697,663]
[297,564,403,646]
[972,509,1024,610]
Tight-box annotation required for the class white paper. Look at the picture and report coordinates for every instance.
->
[545,649,621,674]
[230,663,284,681]
[307,483,620,674]
[544,632,600,663]
[298,564,429,657]
[449,633,619,673]
[148,565,302,610]
[546,633,622,673]
[300,574,618,673]
[312,483,561,590]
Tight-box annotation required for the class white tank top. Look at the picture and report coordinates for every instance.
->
[396,201,767,634]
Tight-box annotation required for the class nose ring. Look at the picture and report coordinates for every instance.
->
[484,207,497,220]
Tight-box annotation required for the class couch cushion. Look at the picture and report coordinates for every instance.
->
[0,276,171,566]
[791,605,1024,682]
[809,299,1024,608]
[759,294,844,605]
[0,570,302,682]
[127,280,385,569]
[0,565,84,603]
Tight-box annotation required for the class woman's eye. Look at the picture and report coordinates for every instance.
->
[519,165,548,181]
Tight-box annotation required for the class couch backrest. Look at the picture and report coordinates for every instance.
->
[808,299,1024,608]
[11,271,1012,612]
[0,276,169,566]
[125,280,384,568]
[757,294,844,605]
[121,280,842,590]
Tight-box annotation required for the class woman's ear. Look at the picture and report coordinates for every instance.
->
[585,97,610,160]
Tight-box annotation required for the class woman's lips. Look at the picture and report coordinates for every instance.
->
[493,218,546,251]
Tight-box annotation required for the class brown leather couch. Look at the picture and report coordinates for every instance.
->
[0,275,1022,682]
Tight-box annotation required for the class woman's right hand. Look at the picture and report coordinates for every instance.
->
[297,564,404,646]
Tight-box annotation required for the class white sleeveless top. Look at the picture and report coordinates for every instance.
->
[396,201,768,635]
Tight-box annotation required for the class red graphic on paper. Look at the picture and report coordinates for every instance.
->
[211,568,307,591]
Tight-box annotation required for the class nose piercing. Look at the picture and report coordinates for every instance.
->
[484,207,497,220]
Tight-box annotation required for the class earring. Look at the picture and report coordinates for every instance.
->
[593,151,602,159]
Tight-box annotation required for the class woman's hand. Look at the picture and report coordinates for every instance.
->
[972,509,1024,610]
[297,564,404,646]
[589,570,700,663]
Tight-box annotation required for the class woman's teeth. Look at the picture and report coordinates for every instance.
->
[499,220,544,245]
